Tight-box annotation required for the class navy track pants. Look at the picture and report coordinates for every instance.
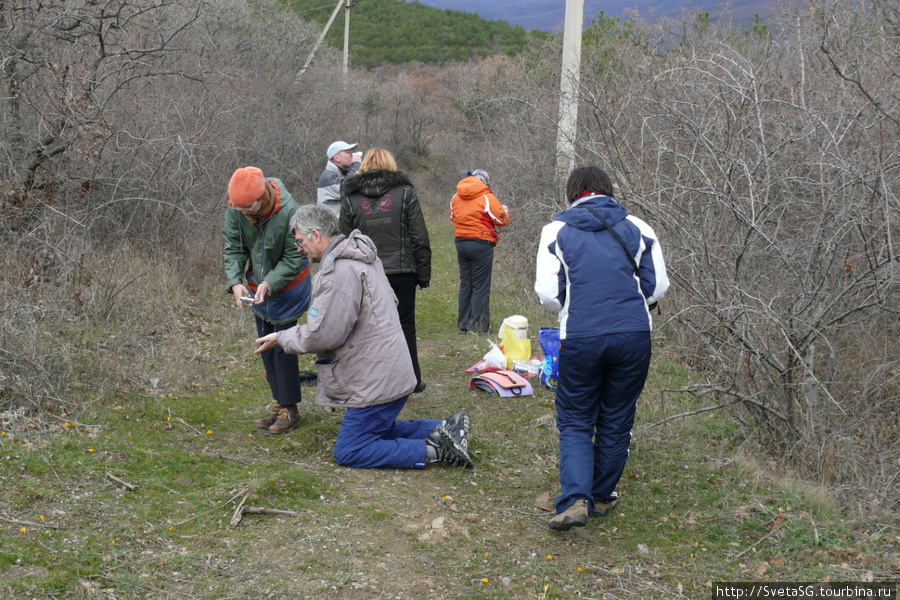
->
[554,331,651,514]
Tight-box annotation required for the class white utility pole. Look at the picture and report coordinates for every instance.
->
[294,0,346,83]
[343,0,352,79]
[556,0,584,185]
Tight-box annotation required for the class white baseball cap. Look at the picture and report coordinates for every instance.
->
[327,141,358,160]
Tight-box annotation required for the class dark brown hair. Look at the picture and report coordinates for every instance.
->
[565,166,614,203]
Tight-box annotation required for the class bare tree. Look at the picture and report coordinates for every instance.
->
[0,0,323,411]
[818,0,900,134]
[1,0,206,205]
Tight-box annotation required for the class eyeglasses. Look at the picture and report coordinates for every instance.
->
[295,230,318,252]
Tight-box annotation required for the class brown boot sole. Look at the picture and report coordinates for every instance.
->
[548,514,588,531]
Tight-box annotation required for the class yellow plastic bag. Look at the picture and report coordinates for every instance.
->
[500,326,531,370]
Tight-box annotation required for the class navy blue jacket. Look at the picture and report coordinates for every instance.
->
[534,194,669,339]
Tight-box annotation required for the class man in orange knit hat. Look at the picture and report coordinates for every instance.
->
[223,167,312,433]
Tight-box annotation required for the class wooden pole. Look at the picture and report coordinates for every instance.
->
[556,0,584,188]
[343,0,352,81]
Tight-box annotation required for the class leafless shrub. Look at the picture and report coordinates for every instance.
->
[428,6,899,511]
[567,6,900,511]
[0,0,327,413]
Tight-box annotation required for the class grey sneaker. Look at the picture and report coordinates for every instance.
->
[426,426,473,468]
[444,411,471,453]
[548,499,589,531]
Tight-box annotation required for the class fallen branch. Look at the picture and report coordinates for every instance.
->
[174,417,203,435]
[243,507,302,517]
[106,472,137,491]
[732,513,785,560]
[230,493,301,527]
[216,453,256,465]
[0,516,60,530]
[731,527,777,560]
[230,493,249,527]
[638,397,743,432]
[171,488,247,527]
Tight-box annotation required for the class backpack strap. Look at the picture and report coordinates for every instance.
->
[583,205,660,313]
[583,206,639,276]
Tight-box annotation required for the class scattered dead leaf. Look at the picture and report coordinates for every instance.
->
[769,510,784,533]
[535,492,552,512]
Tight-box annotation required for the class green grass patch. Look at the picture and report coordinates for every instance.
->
[1,219,896,598]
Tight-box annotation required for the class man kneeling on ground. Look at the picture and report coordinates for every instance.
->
[256,205,471,469]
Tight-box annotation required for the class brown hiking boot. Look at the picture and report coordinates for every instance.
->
[254,404,280,429]
[548,498,589,531]
[593,498,618,517]
[268,406,301,434]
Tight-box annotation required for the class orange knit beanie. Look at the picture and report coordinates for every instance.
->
[228,167,266,207]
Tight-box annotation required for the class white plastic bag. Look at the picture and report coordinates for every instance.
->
[482,340,507,370]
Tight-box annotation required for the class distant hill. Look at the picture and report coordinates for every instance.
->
[404,0,772,32]
[283,0,550,67]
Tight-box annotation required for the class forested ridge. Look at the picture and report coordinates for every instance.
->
[283,0,550,66]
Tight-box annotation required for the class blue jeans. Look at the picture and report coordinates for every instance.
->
[333,396,441,469]
[555,331,651,514]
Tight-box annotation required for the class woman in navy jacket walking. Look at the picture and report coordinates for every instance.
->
[535,166,669,531]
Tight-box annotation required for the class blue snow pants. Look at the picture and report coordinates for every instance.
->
[333,395,441,469]
[555,331,651,514]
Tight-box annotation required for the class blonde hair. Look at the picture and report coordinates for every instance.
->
[359,148,398,174]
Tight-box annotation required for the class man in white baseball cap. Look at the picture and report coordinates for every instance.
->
[317,141,362,216]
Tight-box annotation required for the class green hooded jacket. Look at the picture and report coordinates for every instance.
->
[222,177,306,303]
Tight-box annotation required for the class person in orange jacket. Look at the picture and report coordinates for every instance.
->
[450,169,510,334]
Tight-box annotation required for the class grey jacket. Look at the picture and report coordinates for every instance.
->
[275,230,416,408]
[317,160,360,216]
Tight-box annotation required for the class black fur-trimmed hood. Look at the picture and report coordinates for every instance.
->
[341,169,414,198]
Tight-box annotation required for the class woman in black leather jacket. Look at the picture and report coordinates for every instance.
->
[339,148,432,393]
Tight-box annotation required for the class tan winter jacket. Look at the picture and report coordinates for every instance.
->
[275,230,416,408]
